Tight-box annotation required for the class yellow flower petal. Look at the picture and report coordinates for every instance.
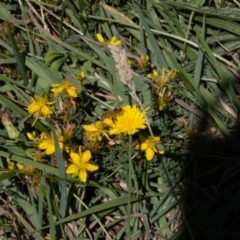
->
[39,141,51,149]
[113,40,121,46]
[153,69,158,78]
[80,71,85,78]
[110,36,117,43]
[7,159,15,170]
[109,128,118,135]
[81,150,91,163]
[79,169,87,183]
[146,148,154,161]
[51,87,64,97]
[45,145,55,155]
[96,33,104,43]
[58,142,63,149]
[41,105,52,115]
[70,152,81,164]
[28,104,41,114]
[154,137,160,142]
[66,87,78,98]
[84,121,110,142]
[27,132,35,141]
[85,163,99,172]
[17,163,24,170]
[140,142,148,151]
[66,164,79,176]
[127,59,134,65]
[103,118,114,127]
[110,36,121,45]
[145,55,150,62]
[83,124,98,132]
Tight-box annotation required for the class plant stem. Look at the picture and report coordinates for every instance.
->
[127,134,132,240]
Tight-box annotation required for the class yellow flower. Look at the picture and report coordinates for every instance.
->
[27,132,37,142]
[104,105,146,135]
[7,159,15,170]
[157,99,167,111]
[147,68,177,92]
[147,69,168,96]
[77,71,86,83]
[83,121,111,142]
[155,87,171,111]
[144,55,150,63]
[168,70,177,80]
[96,33,121,46]
[66,146,98,183]
[129,54,150,69]
[147,69,159,80]
[17,164,34,173]
[38,132,64,155]
[27,94,54,125]
[137,54,150,68]
[137,134,164,161]
[127,59,134,66]
[147,69,169,90]
[51,78,80,98]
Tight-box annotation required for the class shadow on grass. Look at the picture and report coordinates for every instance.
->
[178,117,240,240]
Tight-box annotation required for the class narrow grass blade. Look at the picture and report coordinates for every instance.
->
[51,125,67,218]
[7,30,28,85]
[133,3,167,69]
[193,15,205,87]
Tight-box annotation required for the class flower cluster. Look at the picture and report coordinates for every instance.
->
[24,72,101,183]
[83,105,164,161]
[26,77,83,126]
[17,36,171,186]
[7,158,34,173]
[26,129,99,183]
[147,68,177,111]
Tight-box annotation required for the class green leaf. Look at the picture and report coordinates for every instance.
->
[45,51,64,66]
[0,171,17,181]
[26,57,60,89]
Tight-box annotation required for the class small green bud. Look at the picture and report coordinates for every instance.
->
[1,113,20,139]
